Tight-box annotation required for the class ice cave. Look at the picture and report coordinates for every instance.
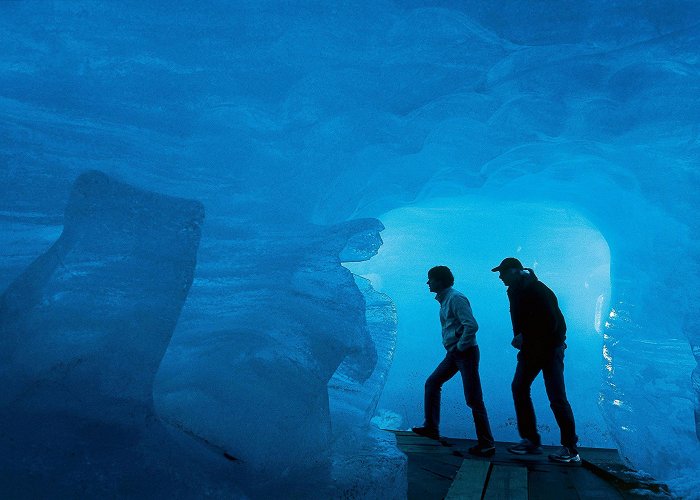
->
[1,1,698,498]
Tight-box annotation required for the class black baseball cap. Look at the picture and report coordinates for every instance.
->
[491,257,524,272]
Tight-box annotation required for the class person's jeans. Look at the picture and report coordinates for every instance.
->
[424,345,494,447]
[511,346,578,451]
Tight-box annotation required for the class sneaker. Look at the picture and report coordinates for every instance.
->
[548,447,581,464]
[507,439,543,455]
[411,426,440,440]
[468,444,496,457]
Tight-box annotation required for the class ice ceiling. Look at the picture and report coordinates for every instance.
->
[1,1,699,497]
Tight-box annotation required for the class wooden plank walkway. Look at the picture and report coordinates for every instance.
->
[445,460,489,499]
[389,430,672,499]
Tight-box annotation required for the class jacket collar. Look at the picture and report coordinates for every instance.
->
[435,287,453,303]
[509,268,538,291]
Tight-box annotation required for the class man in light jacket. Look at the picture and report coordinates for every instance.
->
[412,266,496,457]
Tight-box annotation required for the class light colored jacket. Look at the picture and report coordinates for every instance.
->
[435,287,479,352]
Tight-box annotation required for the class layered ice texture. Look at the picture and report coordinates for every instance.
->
[1,1,699,497]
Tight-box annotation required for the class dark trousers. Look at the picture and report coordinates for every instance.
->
[511,346,578,451]
[424,345,494,447]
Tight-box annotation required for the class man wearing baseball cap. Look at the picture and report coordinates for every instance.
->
[492,257,580,463]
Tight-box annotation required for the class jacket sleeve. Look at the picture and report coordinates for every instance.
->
[507,290,519,336]
[509,305,518,336]
[453,296,478,350]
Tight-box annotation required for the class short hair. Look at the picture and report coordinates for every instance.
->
[428,266,454,287]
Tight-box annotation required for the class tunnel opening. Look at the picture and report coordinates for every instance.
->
[345,195,613,447]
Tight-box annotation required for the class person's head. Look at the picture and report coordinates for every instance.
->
[491,257,524,287]
[427,266,454,293]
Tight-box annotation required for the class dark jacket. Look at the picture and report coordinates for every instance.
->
[507,269,566,355]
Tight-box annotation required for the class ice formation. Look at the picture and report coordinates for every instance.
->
[0,171,242,497]
[1,1,699,497]
[346,198,615,448]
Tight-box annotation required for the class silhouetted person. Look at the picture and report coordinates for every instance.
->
[412,266,495,457]
[491,257,580,463]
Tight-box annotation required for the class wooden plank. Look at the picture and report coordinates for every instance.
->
[577,447,621,465]
[567,466,624,499]
[484,464,528,500]
[396,436,453,446]
[581,460,671,497]
[396,436,444,446]
[528,467,581,500]
[392,430,420,436]
[395,431,670,500]
[396,441,445,449]
[445,460,491,500]
[415,455,463,479]
[400,445,455,454]
[396,434,441,440]
[407,455,458,500]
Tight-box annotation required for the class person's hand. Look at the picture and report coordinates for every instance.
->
[511,333,523,350]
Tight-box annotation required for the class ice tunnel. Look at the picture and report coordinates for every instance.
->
[1,1,699,498]
[345,197,613,446]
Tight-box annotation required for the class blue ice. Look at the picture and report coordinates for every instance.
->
[1,1,699,497]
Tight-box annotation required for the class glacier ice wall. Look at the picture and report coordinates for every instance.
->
[1,170,402,498]
[0,171,249,497]
[153,217,385,468]
[1,0,699,496]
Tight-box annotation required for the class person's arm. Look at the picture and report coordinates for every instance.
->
[508,290,523,349]
[509,305,519,335]
[453,295,478,351]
